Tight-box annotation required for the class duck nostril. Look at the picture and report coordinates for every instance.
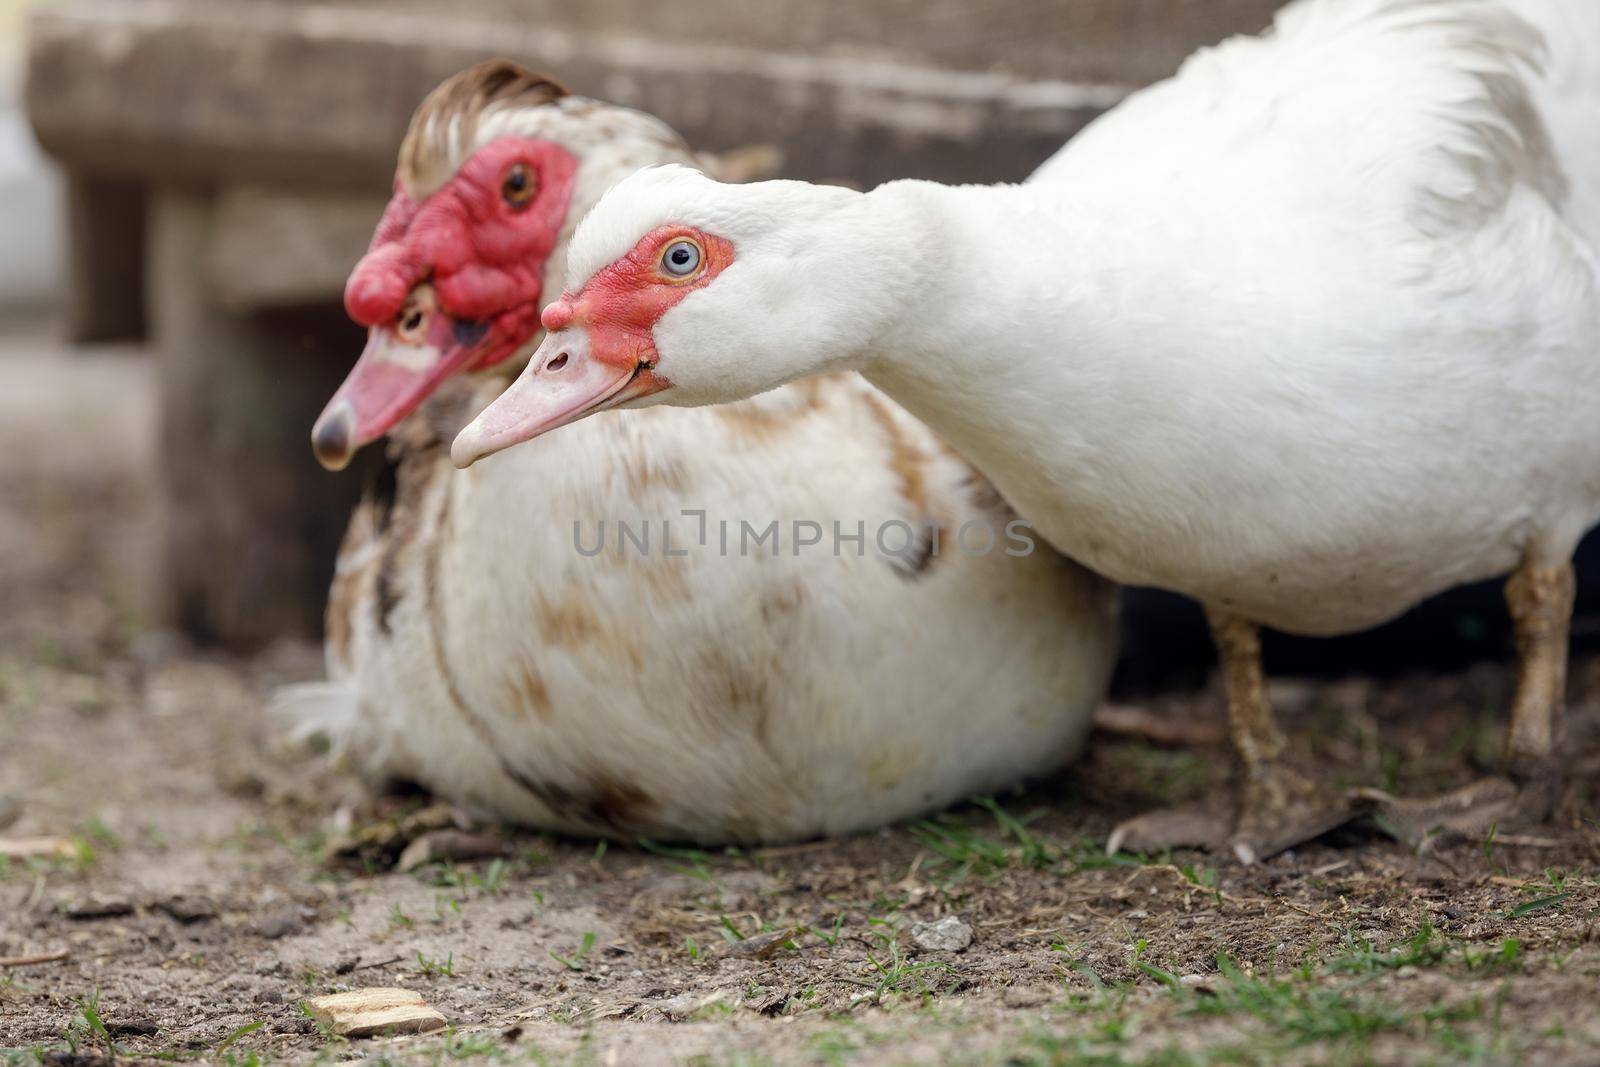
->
[546,351,570,372]
[399,308,424,336]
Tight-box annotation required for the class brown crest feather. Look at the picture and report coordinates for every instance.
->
[397,59,570,196]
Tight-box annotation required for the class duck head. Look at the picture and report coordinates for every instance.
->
[452,165,893,467]
[311,60,699,470]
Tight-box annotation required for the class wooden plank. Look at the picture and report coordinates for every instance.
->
[341,0,1285,85]
[156,0,1286,85]
[26,0,1284,190]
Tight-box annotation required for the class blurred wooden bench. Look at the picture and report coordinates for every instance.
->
[24,0,1280,645]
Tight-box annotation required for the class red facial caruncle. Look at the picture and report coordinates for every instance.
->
[311,136,578,471]
[545,224,735,370]
[451,226,734,467]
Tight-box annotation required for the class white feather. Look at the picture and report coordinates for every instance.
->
[556,0,1600,638]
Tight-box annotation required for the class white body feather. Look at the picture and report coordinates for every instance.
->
[302,378,1115,841]
[554,0,1600,638]
[886,0,1600,634]
[285,97,1118,843]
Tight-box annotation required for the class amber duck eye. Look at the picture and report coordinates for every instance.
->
[502,163,536,209]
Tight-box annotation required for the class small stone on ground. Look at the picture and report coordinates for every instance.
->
[911,916,973,953]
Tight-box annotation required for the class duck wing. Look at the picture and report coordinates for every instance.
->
[1499,0,1600,247]
[1031,0,1565,248]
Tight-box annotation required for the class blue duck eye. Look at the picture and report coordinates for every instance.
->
[661,239,702,277]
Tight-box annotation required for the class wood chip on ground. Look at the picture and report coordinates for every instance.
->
[303,987,447,1038]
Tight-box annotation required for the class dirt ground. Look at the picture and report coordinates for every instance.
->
[3,323,1600,1067]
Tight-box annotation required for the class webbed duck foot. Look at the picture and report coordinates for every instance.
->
[1107,759,1354,863]
[1230,759,1358,863]
[1352,758,1562,851]
[1104,796,1234,855]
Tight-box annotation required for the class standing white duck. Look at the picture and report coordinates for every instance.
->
[455,0,1600,860]
[287,61,1119,844]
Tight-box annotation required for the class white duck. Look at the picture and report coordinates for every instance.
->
[456,0,1600,859]
[286,61,1119,844]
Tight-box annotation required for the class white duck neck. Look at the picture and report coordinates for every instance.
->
[853,179,1128,506]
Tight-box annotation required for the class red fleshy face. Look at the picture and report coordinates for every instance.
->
[448,226,737,466]
[344,136,578,370]
[541,225,736,379]
[311,136,580,470]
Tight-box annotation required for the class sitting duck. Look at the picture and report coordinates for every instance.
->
[287,61,1119,843]
[455,0,1600,859]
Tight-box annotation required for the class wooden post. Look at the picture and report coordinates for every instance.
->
[147,189,375,643]
[62,175,147,343]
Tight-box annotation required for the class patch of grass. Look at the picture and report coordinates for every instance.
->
[1193,955,1414,1042]
[996,1030,1262,1067]
[1459,938,1522,972]
[0,972,33,1005]
[0,838,99,881]
[79,814,121,853]
[781,985,821,1016]
[518,843,554,868]
[685,1051,773,1067]
[1530,866,1590,896]
[852,920,955,1002]
[297,1002,339,1042]
[1505,891,1570,919]
[1322,921,1527,977]
[910,816,1017,879]
[972,796,1056,868]
[549,931,596,972]
[1001,944,1496,1067]
[476,857,511,894]
[389,903,415,929]
[762,926,806,957]
[808,1025,880,1066]
[1198,952,1495,1056]
[415,951,456,978]
[1004,922,1544,1067]
[214,1020,266,1064]
[427,857,512,897]
[438,1027,503,1060]
[912,797,1149,883]
[59,992,120,1060]
[637,838,721,884]
[1323,921,1449,975]
[691,998,738,1022]
[218,1051,269,1067]
[808,913,846,946]
[1175,862,1224,907]
[1050,944,1118,1001]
